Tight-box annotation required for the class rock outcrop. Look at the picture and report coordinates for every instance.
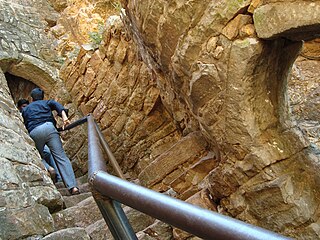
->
[0,0,87,238]
[118,0,320,238]
[289,40,320,149]
[0,68,63,238]
[58,0,320,237]
[0,0,320,239]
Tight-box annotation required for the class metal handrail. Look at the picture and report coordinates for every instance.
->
[58,115,124,179]
[93,122,125,179]
[57,115,89,132]
[61,114,292,240]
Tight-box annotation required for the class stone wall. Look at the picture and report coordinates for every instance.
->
[289,40,320,148]
[0,0,87,177]
[1,0,320,239]
[59,16,215,202]
[55,0,320,238]
[0,1,86,238]
[0,69,63,238]
[118,0,320,238]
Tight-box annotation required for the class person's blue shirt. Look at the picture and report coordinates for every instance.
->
[22,99,66,133]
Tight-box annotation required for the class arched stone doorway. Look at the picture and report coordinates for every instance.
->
[6,72,38,105]
[0,56,88,178]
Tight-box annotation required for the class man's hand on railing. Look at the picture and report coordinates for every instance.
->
[62,119,71,130]
[61,110,70,130]
[57,115,89,132]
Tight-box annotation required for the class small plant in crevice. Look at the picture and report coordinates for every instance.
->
[111,1,122,12]
[88,21,105,49]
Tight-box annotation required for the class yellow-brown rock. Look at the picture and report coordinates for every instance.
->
[1,0,320,239]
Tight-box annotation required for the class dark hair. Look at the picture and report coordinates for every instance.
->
[30,88,44,100]
[17,99,29,108]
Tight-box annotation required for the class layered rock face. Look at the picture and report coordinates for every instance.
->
[1,0,320,239]
[289,40,320,148]
[0,0,86,238]
[42,0,320,238]
[116,0,320,238]
[0,68,63,238]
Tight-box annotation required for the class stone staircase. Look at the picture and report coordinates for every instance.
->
[41,175,174,239]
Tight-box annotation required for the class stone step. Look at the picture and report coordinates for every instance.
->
[136,220,173,240]
[51,192,164,239]
[124,206,156,234]
[50,175,174,239]
[85,206,160,239]
[55,174,89,190]
[52,196,102,231]
[85,210,174,240]
[85,219,110,239]
[63,192,92,208]
[57,182,91,196]
[42,227,90,240]
[76,173,89,185]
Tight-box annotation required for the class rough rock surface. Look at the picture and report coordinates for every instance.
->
[0,69,63,238]
[0,0,320,239]
[289,40,320,149]
[118,0,320,238]
[0,0,87,239]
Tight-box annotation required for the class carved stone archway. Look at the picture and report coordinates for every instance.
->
[0,53,88,177]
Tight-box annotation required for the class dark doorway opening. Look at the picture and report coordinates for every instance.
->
[5,72,38,105]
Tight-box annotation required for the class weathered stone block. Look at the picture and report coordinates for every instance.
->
[139,132,208,187]
[0,204,54,239]
[43,227,90,240]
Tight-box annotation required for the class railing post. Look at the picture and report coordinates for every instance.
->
[87,114,137,240]
[93,192,137,240]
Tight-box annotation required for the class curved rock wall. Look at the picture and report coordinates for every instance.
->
[0,70,63,238]
[59,22,178,177]
[56,0,320,238]
[0,1,86,238]
[1,0,320,239]
[118,0,320,238]
[289,40,320,148]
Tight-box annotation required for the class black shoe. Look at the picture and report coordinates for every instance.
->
[69,187,80,195]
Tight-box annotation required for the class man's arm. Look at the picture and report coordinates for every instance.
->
[61,110,70,129]
[47,100,70,129]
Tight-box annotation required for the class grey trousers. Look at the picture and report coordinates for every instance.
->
[30,122,77,190]
[42,145,62,182]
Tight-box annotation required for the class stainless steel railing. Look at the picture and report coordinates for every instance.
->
[60,114,292,240]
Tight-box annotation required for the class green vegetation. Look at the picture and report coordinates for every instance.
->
[56,56,66,65]
[86,1,122,49]
[88,21,105,48]
[111,1,122,12]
